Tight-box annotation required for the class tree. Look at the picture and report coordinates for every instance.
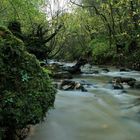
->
[0,0,47,31]
[71,0,140,50]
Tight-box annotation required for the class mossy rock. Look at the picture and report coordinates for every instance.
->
[0,27,56,139]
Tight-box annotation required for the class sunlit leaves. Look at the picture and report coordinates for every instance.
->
[0,0,47,31]
[82,0,140,44]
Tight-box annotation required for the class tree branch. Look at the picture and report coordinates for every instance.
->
[43,24,63,43]
[70,0,112,46]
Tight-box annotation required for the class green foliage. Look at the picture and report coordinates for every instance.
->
[0,0,47,32]
[0,27,56,139]
[125,49,140,70]
[60,0,140,68]
[54,11,93,60]
[42,67,52,76]
[89,38,114,64]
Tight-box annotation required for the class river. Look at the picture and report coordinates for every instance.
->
[26,64,140,140]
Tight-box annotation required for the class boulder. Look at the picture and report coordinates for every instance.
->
[113,77,136,87]
[59,80,87,92]
[102,68,110,72]
[121,77,136,87]
[113,83,123,90]
[127,80,136,87]
[112,77,122,83]
[92,70,99,74]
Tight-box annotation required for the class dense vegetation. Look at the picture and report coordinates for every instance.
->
[0,1,56,140]
[0,0,140,139]
[54,0,140,70]
[1,0,139,68]
[0,26,56,140]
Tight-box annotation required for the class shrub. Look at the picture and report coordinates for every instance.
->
[125,49,140,70]
[89,38,114,64]
[0,27,56,140]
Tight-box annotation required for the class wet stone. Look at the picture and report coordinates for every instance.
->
[113,83,124,90]
[102,68,110,72]
[59,80,88,92]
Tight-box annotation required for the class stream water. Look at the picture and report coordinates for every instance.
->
[26,64,140,140]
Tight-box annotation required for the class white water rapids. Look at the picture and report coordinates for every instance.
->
[26,64,140,140]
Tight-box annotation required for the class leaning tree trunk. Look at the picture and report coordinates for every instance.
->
[66,58,88,74]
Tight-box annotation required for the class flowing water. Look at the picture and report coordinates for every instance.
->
[26,64,140,140]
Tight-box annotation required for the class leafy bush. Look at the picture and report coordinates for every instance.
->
[0,27,56,140]
[89,38,115,64]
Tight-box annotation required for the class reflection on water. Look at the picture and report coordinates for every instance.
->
[26,66,140,140]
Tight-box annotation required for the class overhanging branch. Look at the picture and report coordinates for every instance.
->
[70,0,113,46]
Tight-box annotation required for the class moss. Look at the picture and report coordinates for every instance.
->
[0,26,56,139]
